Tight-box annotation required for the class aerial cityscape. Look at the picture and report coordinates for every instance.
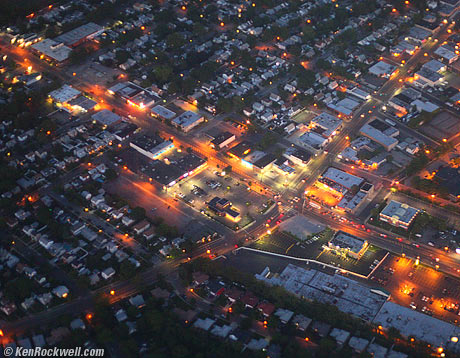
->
[2,0,460,357]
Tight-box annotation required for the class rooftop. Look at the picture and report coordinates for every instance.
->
[31,39,72,62]
[322,167,364,190]
[328,98,360,116]
[172,111,203,128]
[360,123,398,149]
[91,110,121,127]
[55,22,103,46]
[259,264,388,322]
[373,301,460,351]
[228,141,252,158]
[329,231,367,255]
[380,200,419,225]
[151,105,176,120]
[368,61,397,77]
[434,45,458,60]
[49,85,81,103]
[311,112,342,137]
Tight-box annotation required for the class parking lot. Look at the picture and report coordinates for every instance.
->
[176,168,269,228]
[372,255,460,324]
[252,227,388,277]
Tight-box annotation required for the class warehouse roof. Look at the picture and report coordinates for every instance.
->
[55,22,103,46]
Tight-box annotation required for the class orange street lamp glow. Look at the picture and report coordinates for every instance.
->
[220,22,225,27]
[206,249,211,254]
[110,290,115,296]
[442,138,447,142]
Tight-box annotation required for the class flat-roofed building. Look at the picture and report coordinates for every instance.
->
[322,167,364,191]
[151,105,176,120]
[414,68,444,87]
[368,61,397,78]
[210,132,236,149]
[406,27,431,44]
[91,110,122,128]
[30,39,72,64]
[379,200,419,229]
[298,131,328,150]
[348,87,371,101]
[310,112,342,138]
[422,59,447,73]
[434,45,458,64]
[327,98,360,117]
[128,91,158,109]
[284,147,311,167]
[172,111,204,132]
[327,231,368,259]
[130,135,174,160]
[359,123,398,151]
[248,152,276,171]
[207,196,241,222]
[49,85,81,103]
[54,22,104,47]
[228,141,252,159]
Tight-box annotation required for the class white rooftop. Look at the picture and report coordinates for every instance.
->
[368,61,397,77]
[373,301,460,352]
[49,85,81,103]
[31,39,72,62]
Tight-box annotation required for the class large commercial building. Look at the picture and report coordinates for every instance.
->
[327,231,369,259]
[54,22,104,47]
[130,135,174,160]
[30,39,72,64]
[258,264,388,322]
[140,153,206,187]
[48,85,96,113]
[379,200,419,229]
